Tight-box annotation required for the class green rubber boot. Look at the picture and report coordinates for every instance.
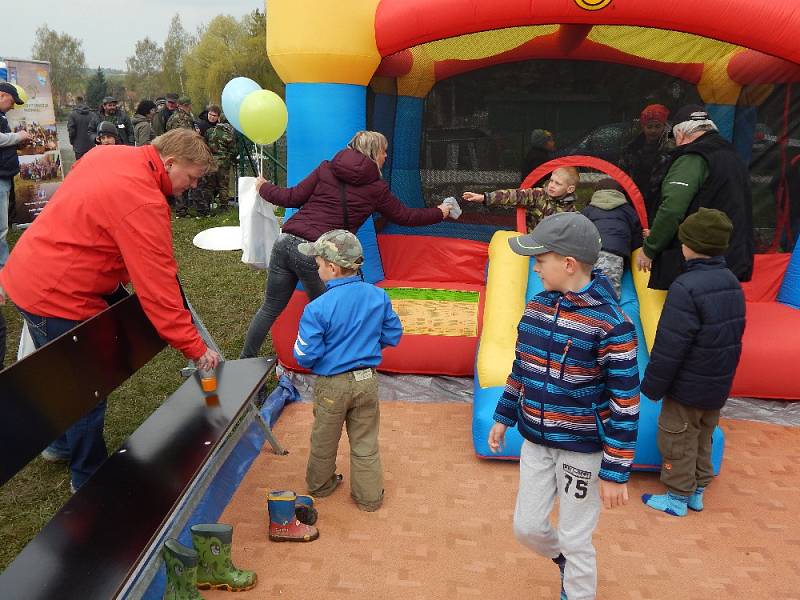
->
[190,523,257,592]
[162,539,204,600]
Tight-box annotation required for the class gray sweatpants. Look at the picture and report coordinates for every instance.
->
[513,441,603,600]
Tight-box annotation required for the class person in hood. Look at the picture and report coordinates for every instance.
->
[95,121,120,145]
[67,96,94,159]
[132,99,157,146]
[0,128,221,492]
[488,212,639,600]
[581,178,644,298]
[240,130,451,359]
[519,128,555,186]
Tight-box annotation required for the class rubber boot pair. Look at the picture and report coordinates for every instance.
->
[268,490,319,542]
[162,524,257,599]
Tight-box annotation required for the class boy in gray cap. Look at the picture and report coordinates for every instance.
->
[294,229,403,512]
[489,212,640,600]
[641,208,745,517]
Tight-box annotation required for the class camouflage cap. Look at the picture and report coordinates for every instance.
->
[298,230,364,270]
[178,96,192,105]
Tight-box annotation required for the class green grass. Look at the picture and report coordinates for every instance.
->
[0,209,272,570]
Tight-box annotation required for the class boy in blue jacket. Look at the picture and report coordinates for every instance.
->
[489,213,640,600]
[641,208,746,516]
[294,230,402,512]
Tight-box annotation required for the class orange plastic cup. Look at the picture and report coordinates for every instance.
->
[200,375,217,393]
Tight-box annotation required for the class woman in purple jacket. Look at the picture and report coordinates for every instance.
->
[240,130,451,358]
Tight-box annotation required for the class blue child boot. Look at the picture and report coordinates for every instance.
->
[688,486,705,512]
[295,494,318,526]
[268,490,319,542]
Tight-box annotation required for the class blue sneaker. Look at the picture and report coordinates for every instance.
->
[642,491,688,517]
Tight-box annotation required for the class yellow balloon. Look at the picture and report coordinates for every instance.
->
[239,90,288,145]
[13,83,27,105]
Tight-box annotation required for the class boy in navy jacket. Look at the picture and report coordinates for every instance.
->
[489,213,640,600]
[581,178,643,299]
[642,208,746,516]
[294,230,402,512]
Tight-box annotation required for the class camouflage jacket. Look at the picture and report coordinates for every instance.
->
[166,109,196,132]
[205,123,237,168]
[485,187,576,232]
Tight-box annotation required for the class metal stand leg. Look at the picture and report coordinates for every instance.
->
[181,298,225,377]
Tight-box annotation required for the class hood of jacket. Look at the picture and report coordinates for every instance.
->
[74,104,91,115]
[330,148,381,186]
[132,113,150,125]
[589,189,627,210]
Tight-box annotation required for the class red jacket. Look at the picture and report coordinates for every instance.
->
[0,144,206,360]
[260,148,443,241]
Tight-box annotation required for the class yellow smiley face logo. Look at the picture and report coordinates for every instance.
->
[574,0,613,10]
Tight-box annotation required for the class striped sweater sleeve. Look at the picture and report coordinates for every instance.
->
[596,319,640,482]
[493,342,525,427]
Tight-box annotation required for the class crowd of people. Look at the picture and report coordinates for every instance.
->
[18,153,61,181]
[67,93,238,217]
[0,90,759,599]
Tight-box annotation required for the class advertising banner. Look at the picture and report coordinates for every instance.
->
[1,58,64,225]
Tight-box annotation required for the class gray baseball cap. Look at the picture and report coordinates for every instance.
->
[298,229,364,270]
[508,212,601,265]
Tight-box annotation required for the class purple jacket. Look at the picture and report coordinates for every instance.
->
[258,148,443,241]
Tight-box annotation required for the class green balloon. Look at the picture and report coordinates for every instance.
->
[239,90,288,145]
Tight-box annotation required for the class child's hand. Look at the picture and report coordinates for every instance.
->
[462,191,483,203]
[488,422,508,453]
[599,480,629,509]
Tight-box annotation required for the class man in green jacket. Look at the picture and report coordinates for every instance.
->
[637,105,754,290]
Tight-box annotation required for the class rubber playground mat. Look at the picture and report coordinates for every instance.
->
[209,402,800,600]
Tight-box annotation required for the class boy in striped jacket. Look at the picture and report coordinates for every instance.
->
[488,213,640,600]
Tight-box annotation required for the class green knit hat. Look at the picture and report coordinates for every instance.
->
[678,208,733,256]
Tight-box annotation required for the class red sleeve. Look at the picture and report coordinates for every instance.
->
[114,204,206,360]
[374,184,444,226]
[258,167,321,208]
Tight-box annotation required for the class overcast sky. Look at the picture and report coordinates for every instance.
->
[3,1,264,70]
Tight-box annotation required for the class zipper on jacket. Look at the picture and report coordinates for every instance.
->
[542,298,562,438]
[559,338,573,380]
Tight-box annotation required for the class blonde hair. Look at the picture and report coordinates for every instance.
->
[553,166,579,187]
[152,128,217,174]
[347,130,387,167]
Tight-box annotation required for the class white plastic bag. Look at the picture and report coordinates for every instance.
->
[17,320,36,360]
[239,176,280,269]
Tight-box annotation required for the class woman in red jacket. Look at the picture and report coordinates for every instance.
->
[0,128,221,492]
[240,130,451,358]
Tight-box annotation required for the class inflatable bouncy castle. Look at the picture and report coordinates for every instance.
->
[265,1,800,465]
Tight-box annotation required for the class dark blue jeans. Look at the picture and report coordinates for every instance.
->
[240,233,327,358]
[19,308,108,490]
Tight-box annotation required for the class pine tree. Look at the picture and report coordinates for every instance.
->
[86,67,108,109]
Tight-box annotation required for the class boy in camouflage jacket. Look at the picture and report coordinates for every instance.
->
[462,166,578,232]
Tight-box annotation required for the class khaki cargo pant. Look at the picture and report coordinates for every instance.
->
[658,396,720,495]
[306,369,384,511]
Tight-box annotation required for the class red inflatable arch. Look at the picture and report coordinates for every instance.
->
[519,155,648,232]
